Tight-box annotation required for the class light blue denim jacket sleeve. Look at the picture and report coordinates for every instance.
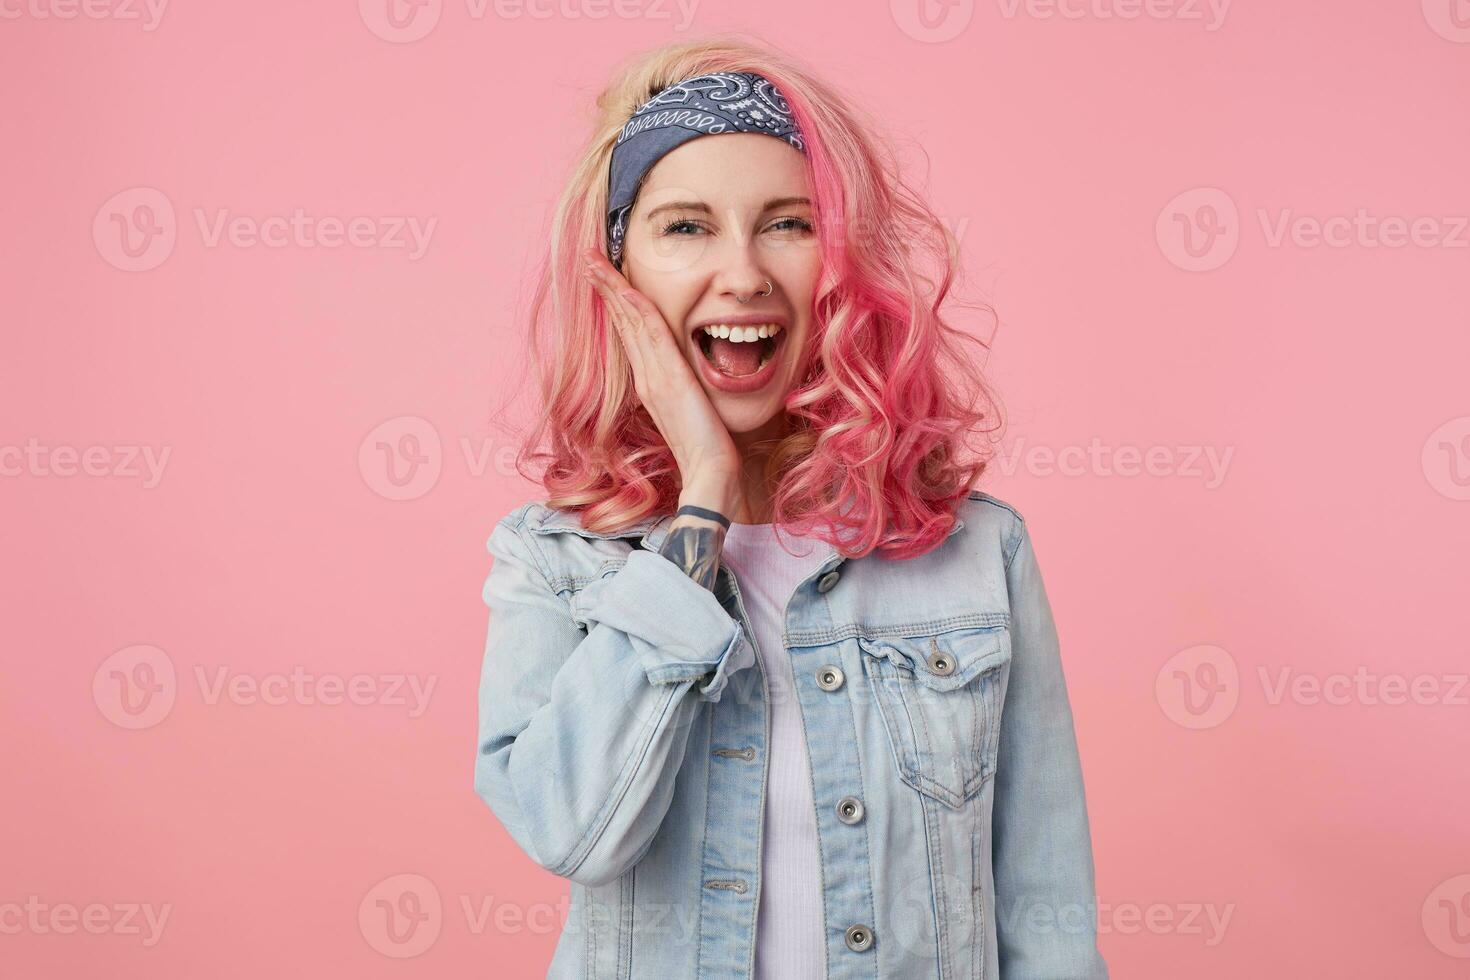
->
[474,514,752,888]
[994,522,1108,979]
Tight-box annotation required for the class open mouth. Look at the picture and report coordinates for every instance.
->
[692,323,786,378]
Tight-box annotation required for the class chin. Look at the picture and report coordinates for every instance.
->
[708,395,790,437]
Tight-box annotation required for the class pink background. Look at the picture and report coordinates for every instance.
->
[4,0,1468,976]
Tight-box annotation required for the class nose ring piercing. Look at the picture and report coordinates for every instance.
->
[737,280,773,303]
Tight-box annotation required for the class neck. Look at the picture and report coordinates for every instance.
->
[728,415,789,524]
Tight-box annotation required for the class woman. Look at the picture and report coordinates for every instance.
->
[475,36,1108,979]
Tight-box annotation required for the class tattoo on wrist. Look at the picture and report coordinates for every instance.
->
[658,516,726,591]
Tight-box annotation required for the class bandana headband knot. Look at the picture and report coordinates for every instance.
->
[605,70,806,267]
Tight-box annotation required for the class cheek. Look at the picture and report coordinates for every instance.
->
[680,339,701,368]
[768,249,820,292]
[789,333,816,379]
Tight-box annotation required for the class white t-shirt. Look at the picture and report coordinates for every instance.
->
[719,521,836,980]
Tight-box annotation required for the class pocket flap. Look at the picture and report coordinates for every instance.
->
[858,622,1011,692]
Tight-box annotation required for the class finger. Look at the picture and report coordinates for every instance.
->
[587,272,649,381]
[597,278,645,353]
[582,250,679,388]
[616,290,691,391]
[602,281,643,339]
[610,288,678,393]
[588,266,658,372]
[583,254,633,328]
[611,289,661,390]
[582,246,625,286]
[616,287,674,353]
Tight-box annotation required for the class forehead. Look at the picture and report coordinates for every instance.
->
[638,132,810,207]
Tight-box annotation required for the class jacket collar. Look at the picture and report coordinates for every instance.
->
[524,508,708,554]
[526,501,967,556]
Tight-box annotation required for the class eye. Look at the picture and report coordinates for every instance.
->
[658,218,707,236]
[767,217,814,234]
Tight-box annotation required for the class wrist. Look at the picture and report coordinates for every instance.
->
[678,473,742,521]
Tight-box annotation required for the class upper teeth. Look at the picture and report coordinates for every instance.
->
[700,324,783,342]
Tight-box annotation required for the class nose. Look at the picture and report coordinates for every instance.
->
[733,279,773,303]
[706,211,777,303]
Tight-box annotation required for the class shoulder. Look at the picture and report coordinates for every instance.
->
[494,499,557,535]
[486,499,656,586]
[957,490,1029,569]
[483,500,552,573]
[494,499,656,539]
[485,499,581,571]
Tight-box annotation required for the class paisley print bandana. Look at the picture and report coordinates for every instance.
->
[605,70,806,267]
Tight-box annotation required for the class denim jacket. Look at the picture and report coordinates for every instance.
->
[474,490,1108,979]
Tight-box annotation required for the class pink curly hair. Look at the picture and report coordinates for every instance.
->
[497,33,1004,561]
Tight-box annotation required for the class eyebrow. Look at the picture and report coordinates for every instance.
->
[643,197,812,222]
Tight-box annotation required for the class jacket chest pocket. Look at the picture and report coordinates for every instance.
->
[858,624,1012,810]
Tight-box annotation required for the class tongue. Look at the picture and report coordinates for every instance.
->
[709,337,763,377]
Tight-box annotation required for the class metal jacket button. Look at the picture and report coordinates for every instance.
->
[815,665,845,691]
[816,570,841,593]
[836,795,865,825]
[925,638,956,676]
[844,924,874,952]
